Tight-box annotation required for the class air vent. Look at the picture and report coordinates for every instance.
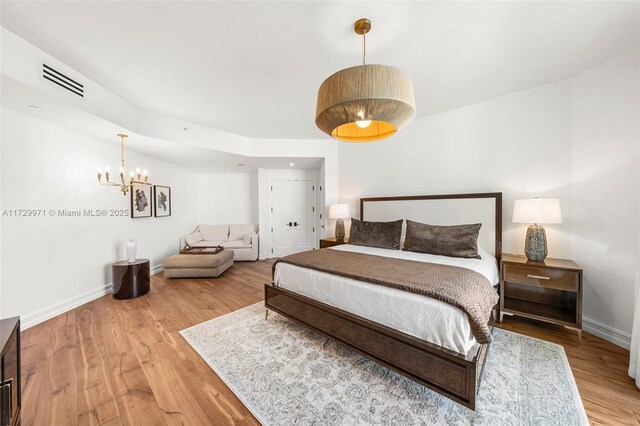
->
[41,63,84,98]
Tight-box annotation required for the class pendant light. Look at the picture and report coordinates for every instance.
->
[315,18,416,142]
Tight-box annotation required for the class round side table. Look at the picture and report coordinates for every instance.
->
[112,259,150,299]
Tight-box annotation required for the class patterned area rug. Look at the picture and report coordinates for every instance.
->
[180,303,588,425]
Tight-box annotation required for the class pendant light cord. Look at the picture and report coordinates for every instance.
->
[361,31,366,65]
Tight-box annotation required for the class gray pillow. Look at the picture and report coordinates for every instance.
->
[348,218,403,250]
[404,220,482,259]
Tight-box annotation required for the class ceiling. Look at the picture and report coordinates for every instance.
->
[2,75,323,172]
[1,1,639,139]
[128,140,324,173]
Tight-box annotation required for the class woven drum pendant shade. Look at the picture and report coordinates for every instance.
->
[315,65,415,143]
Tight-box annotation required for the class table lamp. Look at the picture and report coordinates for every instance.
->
[329,204,350,242]
[512,198,562,262]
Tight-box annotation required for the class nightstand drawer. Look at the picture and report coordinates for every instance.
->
[503,264,579,292]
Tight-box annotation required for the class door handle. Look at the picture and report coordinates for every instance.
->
[293,222,299,227]
[286,222,292,227]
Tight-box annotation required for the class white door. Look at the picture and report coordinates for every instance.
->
[292,180,315,253]
[271,180,295,257]
[270,179,316,257]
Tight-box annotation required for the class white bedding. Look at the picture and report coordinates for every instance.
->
[273,244,499,354]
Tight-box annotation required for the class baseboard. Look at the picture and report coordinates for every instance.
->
[21,283,114,330]
[21,264,164,330]
[583,317,631,349]
[259,251,271,260]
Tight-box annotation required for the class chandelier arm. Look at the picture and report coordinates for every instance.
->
[98,181,121,188]
[130,180,152,186]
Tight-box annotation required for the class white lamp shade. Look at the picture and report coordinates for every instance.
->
[512,198,563,224]
[329,203,350,219]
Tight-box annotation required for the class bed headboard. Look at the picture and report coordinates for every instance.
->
[360,192,502,263]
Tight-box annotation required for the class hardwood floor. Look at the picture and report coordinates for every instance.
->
[21,260,639,425]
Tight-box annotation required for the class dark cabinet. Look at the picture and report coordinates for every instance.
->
[0,318,20,426]
[319,238,348,248]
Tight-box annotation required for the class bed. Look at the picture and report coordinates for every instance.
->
[264,192,502,410]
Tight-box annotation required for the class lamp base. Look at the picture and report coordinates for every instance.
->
[524,224,548,262]
[335,219,345,242]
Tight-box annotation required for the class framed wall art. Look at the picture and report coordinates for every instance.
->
[131,184,153,218]
[154,185,171,217]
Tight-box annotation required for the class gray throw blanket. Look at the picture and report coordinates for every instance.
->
[273,248,498,344]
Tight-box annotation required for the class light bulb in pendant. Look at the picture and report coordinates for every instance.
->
[356,120,372,128]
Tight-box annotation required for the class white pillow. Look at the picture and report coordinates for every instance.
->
[184,231,203,247]
[229,224,258,241]
[199,225,229,241]
[243,232,257,245]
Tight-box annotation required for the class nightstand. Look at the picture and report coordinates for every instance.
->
[320,237,348,248]
[500,254,583,343]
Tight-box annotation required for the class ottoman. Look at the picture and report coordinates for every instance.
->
[162,249,234,278]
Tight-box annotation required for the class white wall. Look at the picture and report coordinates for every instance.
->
[338,48,639,347]
[569,48,639,347]
[1,107,199,327]
[339,80,573,257]
[198,172,258,226]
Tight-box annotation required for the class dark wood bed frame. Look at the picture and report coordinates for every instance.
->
[265,192,502,410]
